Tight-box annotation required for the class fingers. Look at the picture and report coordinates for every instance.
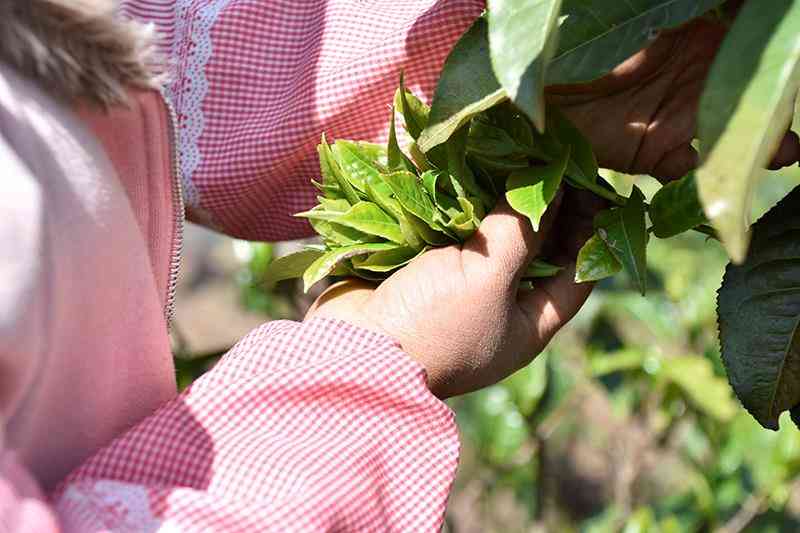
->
[769,131,800,170]
[517,262,594,347]
[652,144,699,181]
[462,193,562,284]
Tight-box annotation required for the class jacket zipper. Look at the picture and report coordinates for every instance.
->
[158,88,184,332]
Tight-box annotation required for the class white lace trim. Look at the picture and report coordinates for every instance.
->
[169,0,235,209]
[58,480,181,532]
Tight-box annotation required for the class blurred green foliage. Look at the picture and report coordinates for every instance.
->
[223,167,800,532]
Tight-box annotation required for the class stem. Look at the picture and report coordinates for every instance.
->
[566,175,627,206]
[692,224,719,240]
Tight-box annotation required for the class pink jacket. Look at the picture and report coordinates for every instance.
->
[0,1,482,531]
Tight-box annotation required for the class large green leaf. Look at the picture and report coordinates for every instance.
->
[650,173,708,239]
[547,0,724,85]
[594,186,648,294]
[260,250,324,289]
[488,0,562,131]
[575,233,622,283]
[418,17,507,152]
[697,0,800,262]
[718,185,800,430]
[505,147,569,231]
[303,243,399,292]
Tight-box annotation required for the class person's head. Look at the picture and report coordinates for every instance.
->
[0,0,160,107]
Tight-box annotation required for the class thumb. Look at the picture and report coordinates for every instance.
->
[462,191,563,284]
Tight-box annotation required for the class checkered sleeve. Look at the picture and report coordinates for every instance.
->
[52,318,460,532]
[120,0,485,242]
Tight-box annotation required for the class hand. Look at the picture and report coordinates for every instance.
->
[547,19,800,180]
[305,190,600,399]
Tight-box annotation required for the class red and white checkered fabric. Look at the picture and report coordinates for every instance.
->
[52,318,459,532]
[120,0,484,242]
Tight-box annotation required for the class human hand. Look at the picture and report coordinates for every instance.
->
[547,19,800,180]
[305,189,600,399]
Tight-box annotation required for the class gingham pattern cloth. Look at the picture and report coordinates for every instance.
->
[52,318,460,531]
[41,3,486,530]
[121,0,484,241]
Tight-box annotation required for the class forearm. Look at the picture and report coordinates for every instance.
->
[51,318,459,531]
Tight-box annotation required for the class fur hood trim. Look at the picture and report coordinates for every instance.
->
[0,0,163,106]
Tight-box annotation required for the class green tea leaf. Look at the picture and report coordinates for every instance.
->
[467,117,530,158]
[488,104,535,152]
[319,135,360,205]
[331,140,387,193]
[505,147,569,231]
[351,246,421,273]
[575,233,622,283]
[398,211,426,251]
[422,170,439,205]
[364,181,403,220]
[447,124,494,207]
[547,0,724,85]
[334,201,405,244]
[380,170,449,233]
[443,196,480,240]
[303,242,399,292]
[696,0,800,262]
[548,107,598,183]
[488,0,562,131]
[395,74,430,140]
[400,205,452,246]
[388,106,416,172]
[718,185,800,429]
[260,250,324,289]
[418,17,507,152]
[308,217,378,246]
[650,173,708,239]
[594,186,647,294]
[318,197,351,213]
[525,259,563,278]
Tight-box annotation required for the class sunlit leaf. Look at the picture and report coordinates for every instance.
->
[303,243,399,292]
[595,186,648,295]
[418,17,507,152]
[575,233,622,283]
[488,0,562,131]
[351,246,421,273]
[505,147,569,231]
[387,106,417,172]
[318,135,360,205]
[380,170,450,233]
[260,250,323,290]
[697,0,800,261]
[394,74,431,140]
[333,202,405,244]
